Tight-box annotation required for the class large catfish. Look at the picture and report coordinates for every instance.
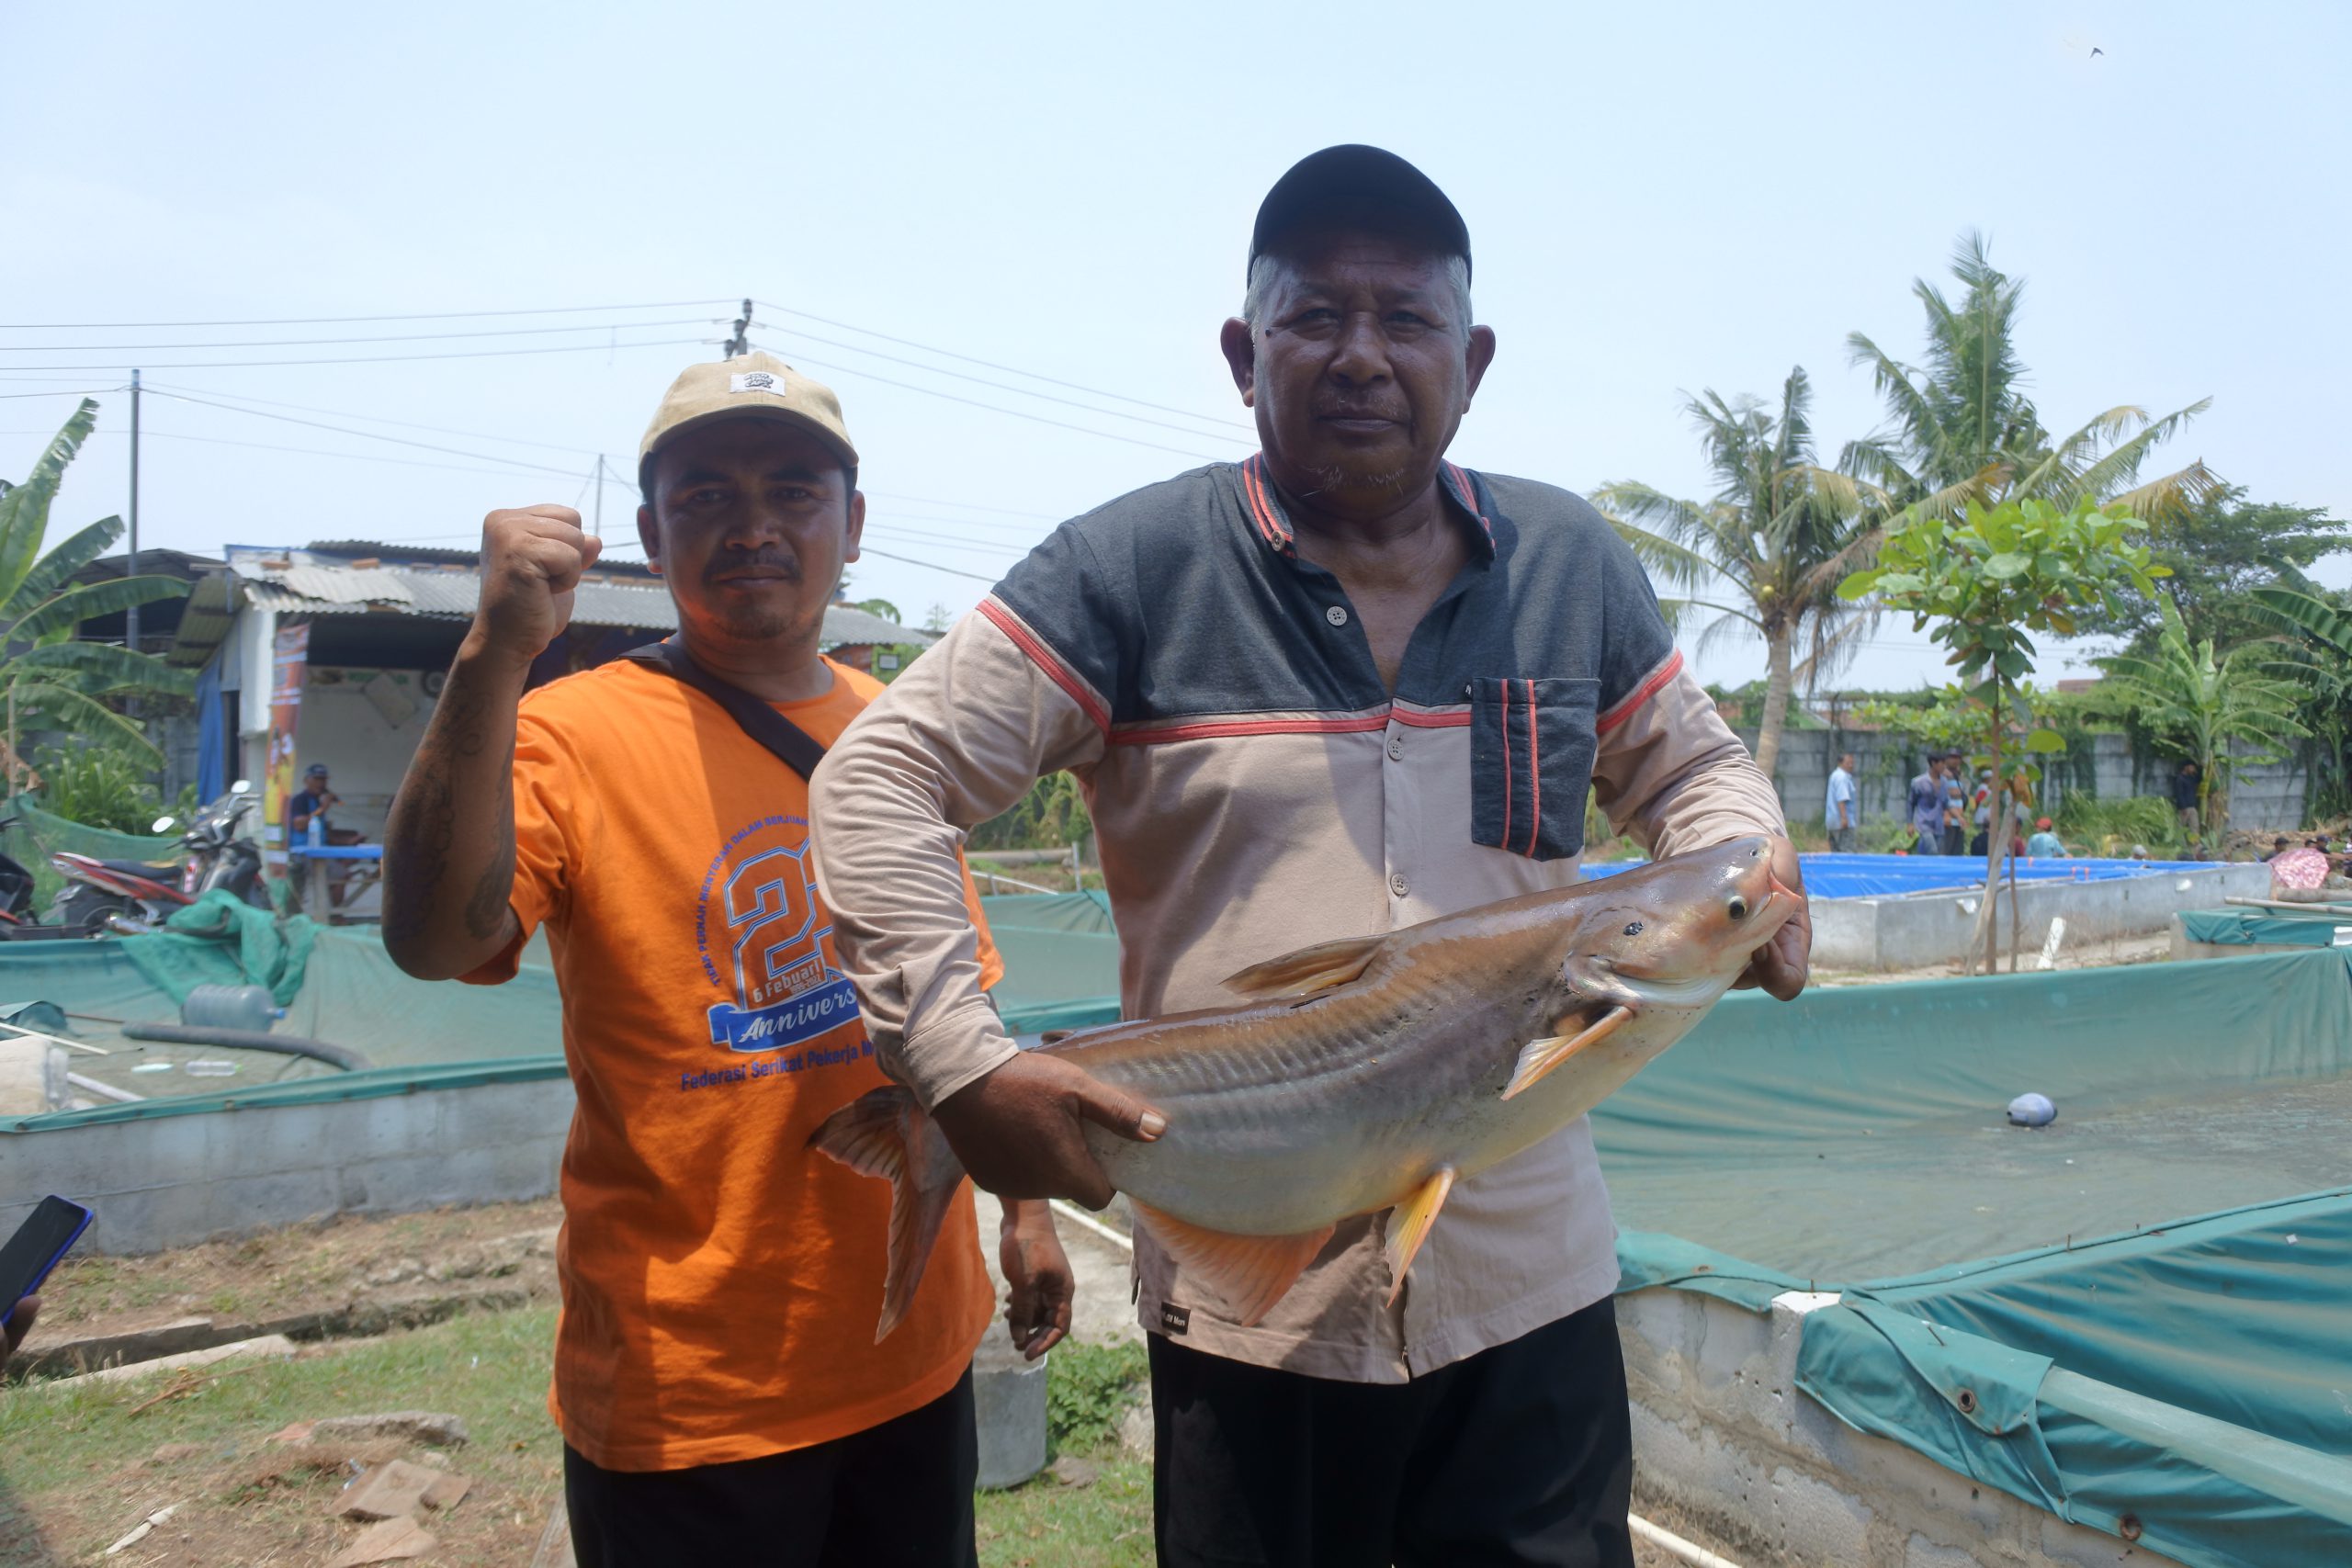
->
[813,835,1799,1339]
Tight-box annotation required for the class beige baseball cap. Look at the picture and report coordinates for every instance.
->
[637,351,859,476]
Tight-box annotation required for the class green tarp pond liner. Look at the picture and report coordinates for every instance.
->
[0,893,1122,1100]
[2179,908,2352,948]
[1606,948,2352,1568]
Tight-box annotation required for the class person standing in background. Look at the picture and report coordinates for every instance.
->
[1906,755,1945,855]
[1825,751,1859,852]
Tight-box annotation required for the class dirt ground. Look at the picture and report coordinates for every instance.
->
[17,1200,564,1377]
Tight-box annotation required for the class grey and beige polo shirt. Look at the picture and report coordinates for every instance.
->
[811,457,1783,1382]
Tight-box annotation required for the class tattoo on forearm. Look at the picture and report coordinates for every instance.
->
[382,660,516,957]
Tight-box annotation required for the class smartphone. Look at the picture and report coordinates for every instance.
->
[0,1196,93,1318]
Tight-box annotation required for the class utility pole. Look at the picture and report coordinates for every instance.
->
[126,369,141,653]
[724,299,751,359]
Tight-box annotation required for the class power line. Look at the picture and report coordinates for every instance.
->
[0,317,721,354]
[863,523,1030,559]
[0,299,741,331]
[854,544,1001,582]
[0,424,571,480]
[149,379,606,457]
[756,321,1249,441]
[0,388,120,400]
[746,340,1230,462]
[0,334,718,373]
[759,301,1256,434]
[862,489,1059,521]
[143,389,593,477]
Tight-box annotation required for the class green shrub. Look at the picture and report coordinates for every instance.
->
[30,744,164,835]
[2053,794,2177,854]
[1046,1338,1147,1455]
[971,773,1093,852]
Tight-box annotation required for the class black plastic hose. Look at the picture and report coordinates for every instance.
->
[119,1022,373,1072]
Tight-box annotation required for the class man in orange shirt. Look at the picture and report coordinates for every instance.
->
[383,354,1069,1565]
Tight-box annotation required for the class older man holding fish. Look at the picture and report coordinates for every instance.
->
[811,145,1808,1567]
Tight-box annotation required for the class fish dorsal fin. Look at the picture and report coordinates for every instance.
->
[1501,1005,1634,1101]
[1382,1167,1456,1307]
[1128,1201,1336,1326]
[1220,933,1387,1000]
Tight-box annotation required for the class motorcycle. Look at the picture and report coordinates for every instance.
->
[44,781,269,937]
[0,815,40,931]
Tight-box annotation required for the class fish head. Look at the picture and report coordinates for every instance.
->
[1566,835,1802,1009]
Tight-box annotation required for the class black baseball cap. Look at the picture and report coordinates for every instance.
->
[1250,145,1471,283]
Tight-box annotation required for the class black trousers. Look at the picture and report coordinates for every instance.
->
[1151,1296,1636,1567]
[562,1370,978,1568]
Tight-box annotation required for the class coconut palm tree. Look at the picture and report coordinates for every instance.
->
[1593,367,1883,775]
[0,400,194,784]
[1845,231,2222,523]
[2096,600,2304,836]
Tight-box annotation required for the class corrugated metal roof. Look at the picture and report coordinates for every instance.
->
[206,557,933,648]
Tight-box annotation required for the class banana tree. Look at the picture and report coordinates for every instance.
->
[2095,600,2305,838]
[0,400,194,786]
[1843,496,2165,973]
[2247,584,2352,818]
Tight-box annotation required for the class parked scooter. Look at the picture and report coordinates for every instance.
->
[44,780,269,937]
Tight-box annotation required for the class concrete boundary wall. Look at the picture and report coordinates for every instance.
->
[1809,862,2270,970]
[1622,1286,2179,1568]
[0,1076,575,1256]
[1747,728,2311,838]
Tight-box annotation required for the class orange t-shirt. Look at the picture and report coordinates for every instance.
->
[464,655,1001,1472]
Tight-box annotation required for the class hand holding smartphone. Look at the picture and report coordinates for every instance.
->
[1,1197,93,1364]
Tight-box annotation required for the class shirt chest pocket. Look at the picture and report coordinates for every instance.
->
[1469,677,1600,862]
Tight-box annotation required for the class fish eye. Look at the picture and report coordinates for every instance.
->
[1623,921,1644,936]
[1726,896,1750,920]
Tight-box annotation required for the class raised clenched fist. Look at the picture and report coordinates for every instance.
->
[469,506,605,663]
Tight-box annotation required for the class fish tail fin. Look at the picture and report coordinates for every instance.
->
[808,1086,967,1342]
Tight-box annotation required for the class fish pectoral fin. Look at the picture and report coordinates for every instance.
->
[1219,933,1387,1000]
[1128,1201,1336,1327]
[1382,1167,1456,1307]
[1501,1005,1635,1101]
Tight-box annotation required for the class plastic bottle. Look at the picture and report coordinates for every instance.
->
[307,814,324,849]
[180,984,283,1033]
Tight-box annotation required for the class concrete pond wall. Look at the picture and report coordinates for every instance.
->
[1621,1286,2180,1568]
[0,1069,574,1257]
[1809,861,2271,970]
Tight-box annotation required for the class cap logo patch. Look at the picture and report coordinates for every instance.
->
[729,371,784,395]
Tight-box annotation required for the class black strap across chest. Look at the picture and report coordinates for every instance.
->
[621,637,828,783]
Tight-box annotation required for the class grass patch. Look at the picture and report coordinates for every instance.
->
[0,1301,1159,1564]
[0,1307,562,1562]
[977,1446,1152,1566]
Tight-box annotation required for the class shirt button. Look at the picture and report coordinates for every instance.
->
[1388,738,1404,761]
[1390,873,1410,898]
[1325,604,1350,627]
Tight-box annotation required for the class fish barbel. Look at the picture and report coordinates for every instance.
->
[813,835,1800,1339]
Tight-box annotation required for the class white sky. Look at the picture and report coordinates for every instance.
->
[5,1,2346,692]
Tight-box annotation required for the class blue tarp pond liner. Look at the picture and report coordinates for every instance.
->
[5,887,2347,1562]
[1586,850,2218,900]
